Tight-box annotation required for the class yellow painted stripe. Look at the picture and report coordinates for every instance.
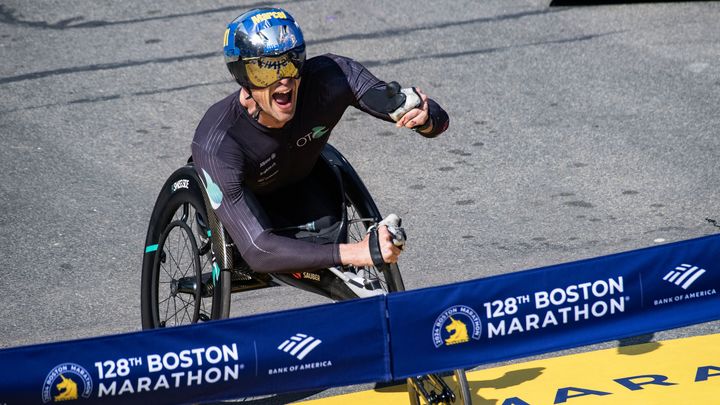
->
[299,333,720,404]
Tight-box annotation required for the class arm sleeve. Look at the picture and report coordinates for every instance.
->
[191,144,341,273]
[325,54,449,136]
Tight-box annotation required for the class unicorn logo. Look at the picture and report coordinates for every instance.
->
[432,305,482,348]
[42,363,93,403]
[444,316,470,346]
[54,375,78,401]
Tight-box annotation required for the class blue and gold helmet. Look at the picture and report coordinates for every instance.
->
[223,8,306,88]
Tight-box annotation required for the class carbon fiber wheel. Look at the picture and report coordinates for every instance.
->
[141,165,231,329]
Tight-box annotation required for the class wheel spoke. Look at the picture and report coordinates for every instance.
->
[172,291,178,324]
[178,296,193,323]
[165,290,177,324]
[175,283,197,323]
[164,282,172,312]
[165,232,193,280]
[176,293,192,306]
[159,258,175,280]
[179,231,194,276]
[175,224,184,272]
[165,248,182,278]
[179,224,193,271]
[165,298,193,324]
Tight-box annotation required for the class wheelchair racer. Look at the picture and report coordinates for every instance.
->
[191,7,449,274]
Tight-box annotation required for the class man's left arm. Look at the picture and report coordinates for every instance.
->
[325,54,449,137]
[357,82,449,138]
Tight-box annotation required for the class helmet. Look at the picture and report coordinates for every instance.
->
[223,8,306,88]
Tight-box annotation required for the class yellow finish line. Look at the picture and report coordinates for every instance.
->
[299,333,720,404]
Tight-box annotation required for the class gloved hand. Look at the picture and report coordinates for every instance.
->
[367,214,407,267]
[378,213,406,248]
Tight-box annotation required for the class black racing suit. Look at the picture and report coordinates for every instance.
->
[191,54,449,273]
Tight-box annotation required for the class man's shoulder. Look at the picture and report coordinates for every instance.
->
[192,91,244,154]
[202,90,239,122]
[194,91,239,137]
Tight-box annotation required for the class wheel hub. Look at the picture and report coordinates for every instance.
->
[170,279,179,297]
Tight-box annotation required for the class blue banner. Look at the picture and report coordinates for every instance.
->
[2,235,720,403]
[388,234,720,378]
[0,296,390,405]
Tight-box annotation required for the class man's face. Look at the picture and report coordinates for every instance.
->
[252,77,301,127]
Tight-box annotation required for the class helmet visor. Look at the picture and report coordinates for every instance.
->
[244,52,303,88]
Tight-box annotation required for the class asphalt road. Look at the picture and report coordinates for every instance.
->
[1,0,719,401]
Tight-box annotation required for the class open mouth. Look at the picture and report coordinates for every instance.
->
[272,89,293,107]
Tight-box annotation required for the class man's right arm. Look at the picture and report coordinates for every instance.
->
[191,145,342,273]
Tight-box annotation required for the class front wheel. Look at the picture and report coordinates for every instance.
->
[342,180,471,404]
[407,370,472,405]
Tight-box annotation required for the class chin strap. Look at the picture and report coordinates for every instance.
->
[244,87,263,121]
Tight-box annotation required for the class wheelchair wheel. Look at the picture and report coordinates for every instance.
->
[141,166,231,329]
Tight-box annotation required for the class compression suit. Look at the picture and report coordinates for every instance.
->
[191,54,449,273]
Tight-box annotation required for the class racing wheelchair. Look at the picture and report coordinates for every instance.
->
[140,144,471,404]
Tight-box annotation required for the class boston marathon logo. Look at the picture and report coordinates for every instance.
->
[42,363,93,403]
[432,305,482,348]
